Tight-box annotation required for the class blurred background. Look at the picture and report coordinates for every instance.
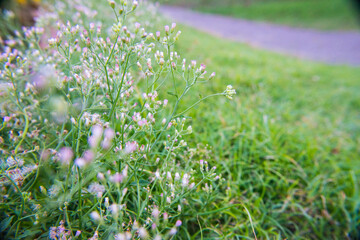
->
[156,0,360,30]
[1,0,359,30]
[0,0,40,26]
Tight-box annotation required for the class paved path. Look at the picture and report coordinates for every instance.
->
[160,6,360,66]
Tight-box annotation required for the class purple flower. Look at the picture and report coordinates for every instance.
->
[58,147,73,165]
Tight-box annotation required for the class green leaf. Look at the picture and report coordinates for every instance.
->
[129,179,150,186]
[167,91,177,97]
[17,229,42,239]
[0,216,14,232]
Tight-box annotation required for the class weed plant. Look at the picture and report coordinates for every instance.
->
[0,0,235,239]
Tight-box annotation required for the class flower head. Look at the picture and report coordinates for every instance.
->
[224,85,236,100]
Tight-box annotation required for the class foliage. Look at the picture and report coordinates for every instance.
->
[1,0,360,239]
[0,0,234,239]
[172,25,360,239]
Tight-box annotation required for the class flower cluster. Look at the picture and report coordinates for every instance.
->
[0,0,235,239]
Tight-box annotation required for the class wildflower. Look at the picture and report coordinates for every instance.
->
[115,233,126,240]
[48,185,60,198]
[88,183,105,198]
[104,197,110,208]
[182,173,189,187]
[89,125,103,148]
[75,231,81,237]
[138,227,148,239]
[186,126,192,134]
[89,231,99,240]
[164,25,169,35]
[175,172,180,181]
[102,128,115,149]
[75,158,86,167]
[71,117,77,124]
[132,0,138,9]
[209,72,216,80]
[58,147,73,165]
[162,118,167,125]
[138,119,148,127]
[154,235,162,240]
[169,228,177,235]
[49,227,57,240]
[200,159,204,171]
[110,172,123,183]
[224,85,236,100]
[125,141,138,153]
[152,208,160,219]
[109,0,115,9]
[171,23,176,32]
[83,150,95,162]
[112,22,122,34]
[92,125,103,137]
[200,64,206,73]
[166,172,172,181]
[175,220,182,227]
[135,23,142,31]
[97,172,105,181]
[174,31,181,41]
[115,232,132,240]
[156,31,160,40]
[155,170,161,179]
[90,211,101,221]
[163,212,168,221]
[110,204,119,216]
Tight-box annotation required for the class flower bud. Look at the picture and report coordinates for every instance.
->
[171,23,176,33]
[164,25,170,35]
[109,0,115,9]
[132,0,138,10]
[175,220,182,227]
[156,31,160,41]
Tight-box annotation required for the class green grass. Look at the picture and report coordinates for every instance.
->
[171,24,360,238]
[158,0,360,30]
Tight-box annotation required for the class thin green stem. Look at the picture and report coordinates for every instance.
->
[14,110,29,155]
[174,93,224,118]
[109,52,131,119]
[77,166,83,233]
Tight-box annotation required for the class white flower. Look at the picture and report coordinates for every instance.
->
[224,85,236,100]
[125,141,138,153]
[182,173,189,187]
[152,208,160,219]
[90,211,101,221]
[169,228,177,235]
[88,183,105,198]
[58,147,73,165]
[138,227,148,239]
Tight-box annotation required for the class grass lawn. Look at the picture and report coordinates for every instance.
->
[170,24,360,238]
[158,0,360,30]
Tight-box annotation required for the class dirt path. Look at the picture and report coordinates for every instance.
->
[160,6,360,66]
